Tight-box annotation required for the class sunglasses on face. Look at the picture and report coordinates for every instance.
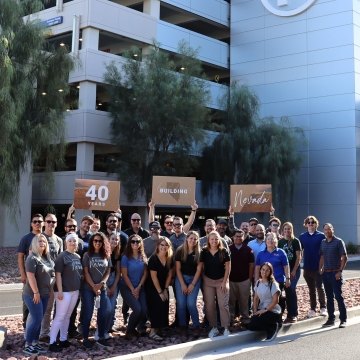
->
[108,219,117,223]
[165,221,173,225]
[46,220,57,224]
[93,239,103,244]
[32,220,43,224]
[307,221,316,225]
[271,223,279,227]
[131,240,141,244]
[66,225,76,229]
[173,223,182,227]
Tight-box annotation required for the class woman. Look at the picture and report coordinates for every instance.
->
[200,230,231,338]
[23,234,55,355]
[82,232,112,349]
[102,231,121,338]
[279,222,302,323]
[175,231,202,335]
[247,262,282,341]
[120,234,148,339]
[49,233,83,352]
[145,236,174,341]
[255,232,290,313]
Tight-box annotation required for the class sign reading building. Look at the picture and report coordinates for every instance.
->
[74,179,120,211]
[152,176,196,206]
[230,184,272,213]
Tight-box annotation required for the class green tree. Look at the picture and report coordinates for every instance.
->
[104,42,210,201]
[0,0,74,207]
[201,83,304,219]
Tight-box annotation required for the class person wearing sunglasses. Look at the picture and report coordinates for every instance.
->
[124,213,150,239]
[299,215,327,318]
[268,218,282,239]
[120,234,148,339]
[143,221,162,258]
[81,232,112,349]
[39,214,63,342]
[17,214,44,331]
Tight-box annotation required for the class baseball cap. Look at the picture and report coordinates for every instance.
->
[81,215,94,224]
[149,221,161,229]
[217,219,228,225]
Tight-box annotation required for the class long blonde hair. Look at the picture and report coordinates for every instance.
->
[177,230,200,263]
[156,236,173,268]
[30,234,51,261]
[205,231,225,261]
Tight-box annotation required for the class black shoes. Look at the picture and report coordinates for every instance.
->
[322,319,335,327]
[264,323,279,342]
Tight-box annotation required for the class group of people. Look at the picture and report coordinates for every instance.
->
[16,203,349,355]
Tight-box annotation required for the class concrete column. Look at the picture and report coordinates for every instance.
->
[78,81,96,110]
[143,0,160,18]
[56,0,63,12]
[81,27,100,50]
[76,142,94,172]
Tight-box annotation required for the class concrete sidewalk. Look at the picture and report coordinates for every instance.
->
[106,306,360,360]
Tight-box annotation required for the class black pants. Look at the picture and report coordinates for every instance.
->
[247,311,281,337]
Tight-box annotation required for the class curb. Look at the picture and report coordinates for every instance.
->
[106,305,360,360]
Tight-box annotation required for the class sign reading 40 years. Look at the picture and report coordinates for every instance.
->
[74,179,120,211]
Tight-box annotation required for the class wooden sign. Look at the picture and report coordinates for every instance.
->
[152,176,196,206]
[230,184,272,213]
[74,179,120,211]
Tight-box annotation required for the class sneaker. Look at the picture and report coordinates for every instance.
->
[94,329,111,341]
[59,340,71,348]
[284,316,297,324]
[83,339,94,349]
[23,345,38,355]
[307,309,317,318]
[322,319,335,327]
[32,343,47,353]
[339,321,347,328]
[208,327,219,338]
[320,308,328,317]
[97,338,112,349]
[223,328,230,337]
[68,330,82,339]
[49,343,62,352]
[264,323,279,342]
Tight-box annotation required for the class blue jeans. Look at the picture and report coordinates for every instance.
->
[286,267,301,317]
[175,275,201,328]
[81,287,112,339]
[107,272,120,331]
[23,294,49,344]
[322,272,347,322]
[120,283,147,333]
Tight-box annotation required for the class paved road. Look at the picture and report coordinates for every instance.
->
[1,261,359,317]
[197,318,360,360]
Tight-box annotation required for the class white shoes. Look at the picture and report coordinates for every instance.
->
[223,328,230,337]
[208,327,219,338]
[320,308,328,317]
[307,309,317,318]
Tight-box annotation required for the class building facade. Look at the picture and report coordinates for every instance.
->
[1,0,359,246]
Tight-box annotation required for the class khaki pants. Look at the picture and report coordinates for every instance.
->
[229,279,251,320]
[202,275,230,328]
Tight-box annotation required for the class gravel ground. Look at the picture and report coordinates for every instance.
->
[1,247,360,359]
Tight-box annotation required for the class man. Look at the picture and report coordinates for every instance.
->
[228,207,253,245]
[104,212,128,253]
[216,219,232,245]
[77,215,93,255]
[229,230,254,324]
[268,217,282,239]
[143,221,161,257]
[169,216,188,251]
[90,217,101,234]
[148,200,198,237]
[17,213,44,329]
[124,213,150,239]
[247,224,266,262]
[40,213,63,342]
[299,215,327,318]
[248,217,259,238]
[319,223,348,328]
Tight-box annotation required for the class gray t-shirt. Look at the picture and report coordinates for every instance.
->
[82,252,112,290]
[43,233,63,262]
[24,254,55,297]
[143,236,158,258]
[54,251,83,292]
[255,280,281,314]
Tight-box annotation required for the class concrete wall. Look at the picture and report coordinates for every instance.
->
[231,0,359,243]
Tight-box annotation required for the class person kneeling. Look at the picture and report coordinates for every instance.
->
[247,262,282,341]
